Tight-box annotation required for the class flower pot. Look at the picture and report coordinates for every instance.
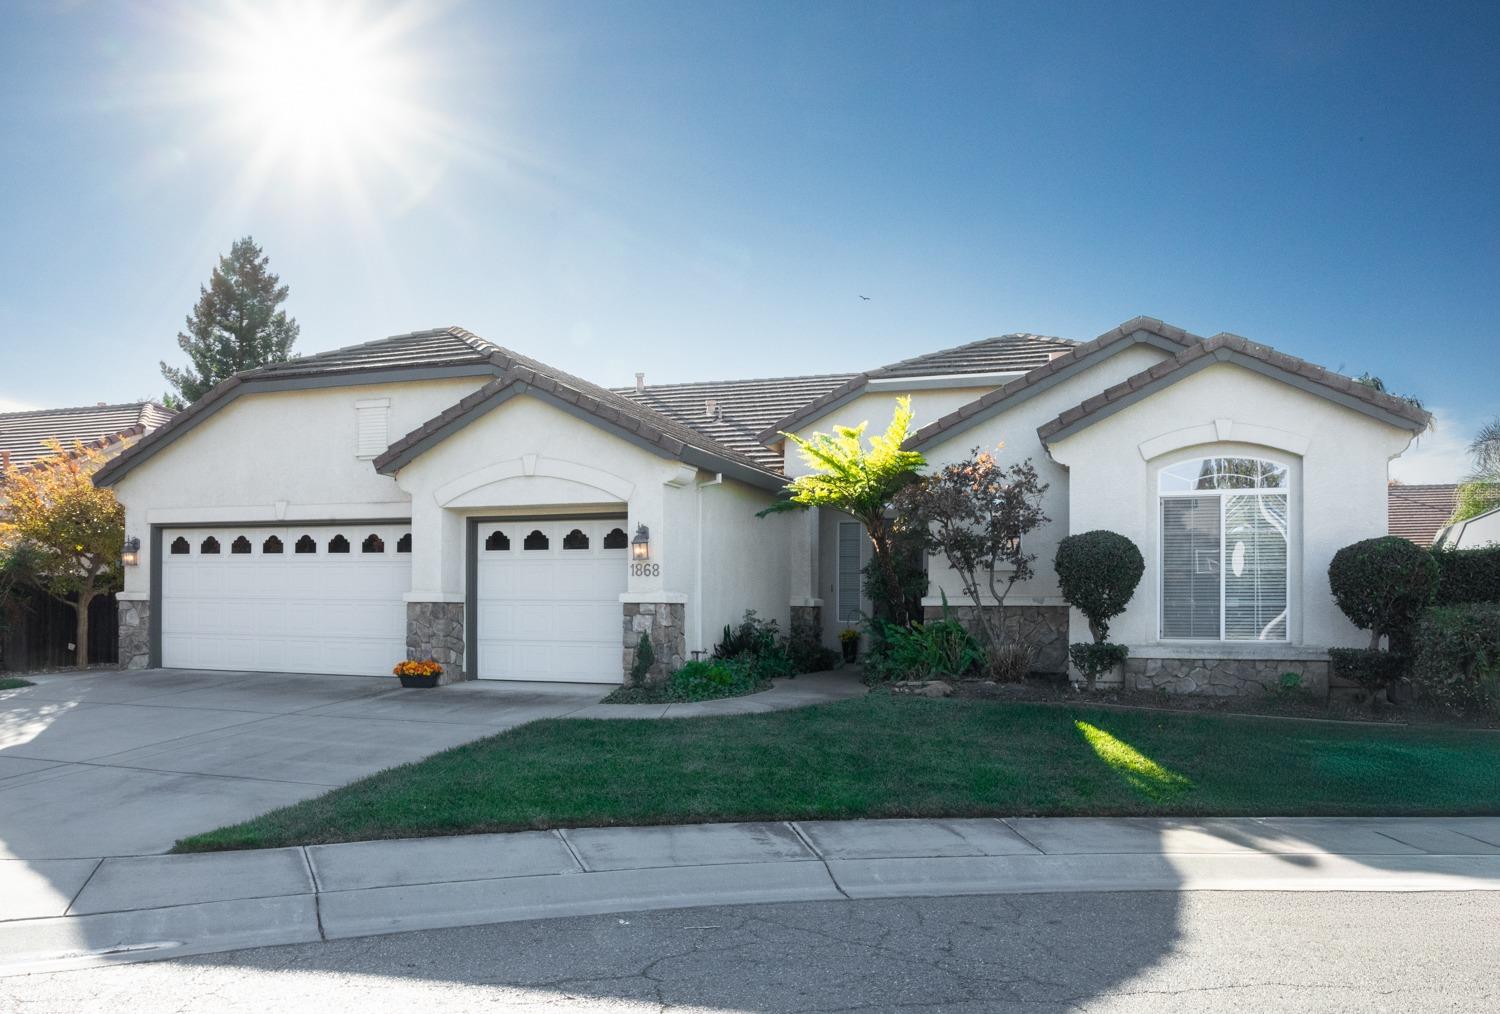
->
[841,640,859,663]
[398,673,441,689]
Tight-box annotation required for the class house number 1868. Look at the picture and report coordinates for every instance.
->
[630,562,660,577]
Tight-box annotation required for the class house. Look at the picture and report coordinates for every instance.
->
[0,401,174,472]
[1388,483,1460,547]
[1434,505,1500,549]
[93,318,1430,695]
[1,401,174,672]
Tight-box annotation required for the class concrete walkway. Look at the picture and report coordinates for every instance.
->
[5,815,1500,976]
[0,668,865,860]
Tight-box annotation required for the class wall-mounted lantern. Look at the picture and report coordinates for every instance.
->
[630,524,650,561]
[121,536,141,567]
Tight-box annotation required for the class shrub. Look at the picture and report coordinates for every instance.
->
[864,618,983,682]
[984,641,1034,682]
[1328,647,1408,695]
[1055,531,1145,642]
[713,610,778,660]
[1328,536,1439,650]
[665,658,766,701]
[1411,603,1500,713]
[630,633,654,685]
[1068,641,1129,692]
[1432,546,1500,606]
[787,637,840,674]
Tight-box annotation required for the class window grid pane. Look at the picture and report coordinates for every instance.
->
[1223,493,1288,640]
[1161,496,1221,639]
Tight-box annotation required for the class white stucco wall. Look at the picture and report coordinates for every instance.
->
[916,343,1171,609]
[112,377,487,599]
[696,479,791,655]
[1441,508,1500,549]
[1047,362,1418,656]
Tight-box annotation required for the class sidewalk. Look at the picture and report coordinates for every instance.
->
[5,815,1500,976]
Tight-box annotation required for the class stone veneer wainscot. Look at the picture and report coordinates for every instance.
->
[623,601,686,684]
[118,600,151,670]
[406,601,467,684]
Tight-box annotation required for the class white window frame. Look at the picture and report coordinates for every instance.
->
[1157,456,1291,643]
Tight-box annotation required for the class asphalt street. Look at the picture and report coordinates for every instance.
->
[6,890,1496,1013]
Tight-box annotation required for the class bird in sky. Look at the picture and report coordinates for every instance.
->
[858,295,871,301]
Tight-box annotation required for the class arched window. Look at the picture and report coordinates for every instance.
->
[170,536,191,555]
[295,535,317,554]
[361,534,385,554]
[523,530,549,551]
[1159,456,1289,642]
[200,536,221,555]
[396,533,412,553]
[263,535,284,554]
[485,530,511,551]
[563,528,589,550]
[603,527,628,550]
[230,536,252,554]
[328,534,351,554]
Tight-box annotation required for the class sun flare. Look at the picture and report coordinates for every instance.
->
[195,1,435,190]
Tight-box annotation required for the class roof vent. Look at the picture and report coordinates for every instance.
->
[704,398,718,419]
[97,401,107,407]
[634,372,645,394]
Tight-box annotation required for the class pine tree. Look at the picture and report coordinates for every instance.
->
[160,237,300,407]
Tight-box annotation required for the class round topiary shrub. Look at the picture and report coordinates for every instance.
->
[1327,536,1439,650]
[1055,530,1145,641]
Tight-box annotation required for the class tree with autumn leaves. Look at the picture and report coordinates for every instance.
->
[1,440,124,667]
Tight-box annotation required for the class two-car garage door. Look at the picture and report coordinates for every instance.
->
[160,524,410,676]
[161,518,629,682]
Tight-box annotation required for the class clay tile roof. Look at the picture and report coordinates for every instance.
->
[0,401,174,469]
[1388,484,1460,547]
[756,332,1078,444]
[1036,332,1433,443]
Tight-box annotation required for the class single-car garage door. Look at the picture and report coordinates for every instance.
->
[475,517,629,682]
[161,524,411,676]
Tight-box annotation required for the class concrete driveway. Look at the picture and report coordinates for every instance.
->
[0,669,606,860]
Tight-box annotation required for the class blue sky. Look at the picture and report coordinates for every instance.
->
[1,0,1494,480]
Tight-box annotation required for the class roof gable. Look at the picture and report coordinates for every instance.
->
[374,367,785,489]
[905,316,1201,451]
[1037,333,1432,445]
[756,332,1077,444]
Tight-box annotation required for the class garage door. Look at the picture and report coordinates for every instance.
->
[161,524,411,676]
[475,517,629,682]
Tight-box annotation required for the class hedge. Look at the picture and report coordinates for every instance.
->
[1411,603,1500,714]
[1327,536,1439,649]
[1432,546,1500,606]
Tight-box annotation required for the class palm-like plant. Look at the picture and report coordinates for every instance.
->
[760,397,926,626]
[1453,418,1500,523]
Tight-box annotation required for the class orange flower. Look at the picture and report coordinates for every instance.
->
[393,660,444,677]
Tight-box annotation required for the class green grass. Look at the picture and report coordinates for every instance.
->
[0,678,34,690]
[175,695,1500,852]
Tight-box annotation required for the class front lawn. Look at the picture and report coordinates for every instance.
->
[0,678,34,691]
[175,695,1500,852]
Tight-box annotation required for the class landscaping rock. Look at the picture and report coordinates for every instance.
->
[891,680,953,698]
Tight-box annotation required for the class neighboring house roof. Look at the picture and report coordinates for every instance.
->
[614,374,856,470]
[756,332,1077,444]
[906,316,1202,451]
[1388,483,1461,547]
[1036,332,1433,444]
[0,401,174,469]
